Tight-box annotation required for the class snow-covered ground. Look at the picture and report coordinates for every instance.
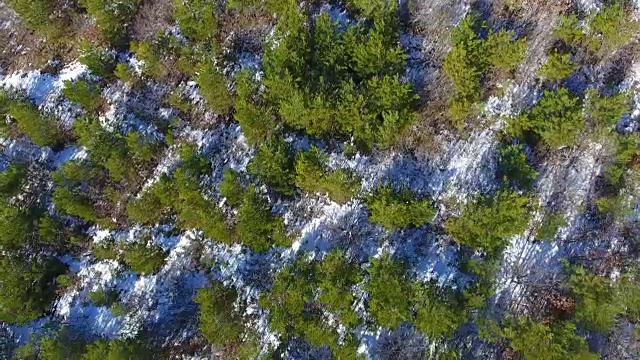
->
[2,1,640,358]
[1,62,87,127]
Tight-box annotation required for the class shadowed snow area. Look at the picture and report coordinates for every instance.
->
[2,1,640,358]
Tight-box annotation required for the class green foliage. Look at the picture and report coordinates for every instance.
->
[485,29,527,71]
[536,211,567,240]
[7,100,63,147]
[446,189,530,254]
[83,338,152,360]
[126,176,173,225]
[0,163,26,198]
[317,250,362,328]
[78,40,116,78]
[37,215,67,246]
[7,0,65,38]
[52,186,98,222]
[603,132,639,191]
[234,70,276,145]
[121,242,167,274]
[496,317,597,360]
[88,288,119,307]
[247,138,296,195]
[0,91,8,136]
[366,185,435,230]
[39,335,85,360]
[79,0,140,47]
[617,273,640,322]
[554,14,584,45]
[236,187,288,252]
[538,51,577,81]
[130,41,165,79]
[109,302,129,316]
[585,89,631,128]
[74,118,158,185]
[260,7,417,149]
[195,281,243,346]
[234,332,261,360]
[51,160,102,223]
[444,13,486,106]
[414,283,466,339]
[260,251,362,353]
[444,12,526,126]
[114,63,136,83]
[174,0,219,45]
[15,328,86,360]
[567,265,623,333]
[595,193,632,220]
[0,256,65,324]
[172,169,232,243]
[259,257,318,337]
[497,143,538,190]
[125,131,157,163]
[295,147,360,203]
[587,3,636,53]
[347,0,397,20]
[56,274,74,288]
[510,87,583,148]
[63,79,102,113]
[365,254,412,329]
[91,240,119,261]
[196,60,234,113]
[0,204,33,249]
[168,91,192,113]
[219,168,245,207]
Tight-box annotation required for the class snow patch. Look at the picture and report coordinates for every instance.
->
[0,62,87,126]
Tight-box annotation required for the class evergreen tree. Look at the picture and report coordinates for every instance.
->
[173,169,232,243]
[490,317,598,360]
[236,187,288,252]
[485,29,527,71]
[219,168,245,207]
[79,0,141,48]
[121,242,167,275]
[234,70,276,145]
[366,185,435,230]
[554,14,583,46]
[497,143,538,190]
[365,254,413,329]
[538,51,577,81]
[0,163,26,198]
[0,255,65,324]
[247,138,296,196]
[130,41,165,79]
[7,0,65,38]
[585,89,631,128]
[414,282,466,339]
[567,265,623,333]
[78,40,116,78]
[174,0,219,45]
[295,147,360,203]
[196,59,234,114]
[317,250,362,328]
[446,189,530,254]
[195,281,243,346]
[587,2,636,54]
[510,88,583,148]
[126,176,173,225]
[8,100,63,148]
[63,79,103,113]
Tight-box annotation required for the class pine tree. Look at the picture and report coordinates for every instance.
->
[366,185,435,230]
[195,281,243,346]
